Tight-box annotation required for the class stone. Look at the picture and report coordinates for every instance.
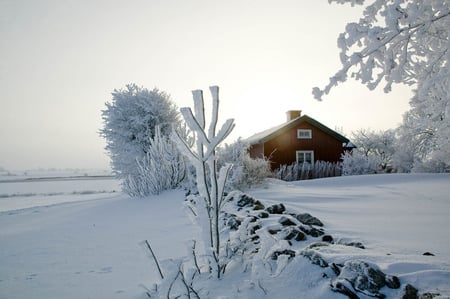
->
[237,194,256,208]
[322,235,333,242]
[265,203,285,214]
[334,260,387,298]
[249,224,261,235]
[385,275,401,289]
[250,235,260,242]
[248,216,258,223]
[225,214,241,230]
[257,211,269,218]
[299,225,325,237]
[279,216,297,227]
[271,249,296,260]
[268,229,281,235]
[402,284,418,299]
[284,227,306,241]
[295,213,324,226]
[253,200,265,210]
[301,249,328,267]
[331,279,360,299]
[294,231,306,241]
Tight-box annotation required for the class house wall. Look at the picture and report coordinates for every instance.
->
[260,122,344,170]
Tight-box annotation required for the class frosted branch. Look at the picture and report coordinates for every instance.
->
[208,86,220,140]
[192,90,205,129]
[314,1,450,100]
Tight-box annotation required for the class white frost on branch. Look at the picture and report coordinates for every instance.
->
[314,0,450,101]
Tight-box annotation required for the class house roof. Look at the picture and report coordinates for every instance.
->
[246,114,350,145]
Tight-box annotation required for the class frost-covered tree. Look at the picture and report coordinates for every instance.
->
[351,128,396,171]
[394,72,450,172]
[100,84,183,195]
[173,86,235,278]
[342,150,378,175]
[315,0,449,173]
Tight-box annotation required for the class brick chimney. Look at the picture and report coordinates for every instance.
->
[286,110,302,122]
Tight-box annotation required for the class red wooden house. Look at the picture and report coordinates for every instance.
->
[247,110,354,170]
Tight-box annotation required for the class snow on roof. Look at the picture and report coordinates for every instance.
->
[246,114,350,144]
[245,121,291,144]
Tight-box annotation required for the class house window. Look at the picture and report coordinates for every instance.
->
[296,150,314,165]
[297,129,312,139]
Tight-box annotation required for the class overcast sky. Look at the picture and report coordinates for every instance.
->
[0,0,413,171]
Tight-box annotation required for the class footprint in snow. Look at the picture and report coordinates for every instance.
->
[26,273,38,280]
[97,267,113,274]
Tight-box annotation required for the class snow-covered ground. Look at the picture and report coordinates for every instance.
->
[249,173,450,298]
[0,173,449,298]
[0,175,197,299]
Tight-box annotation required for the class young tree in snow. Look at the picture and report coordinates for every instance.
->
[173,86,235,278]
[314,0,449,173]
[100,84,184,195]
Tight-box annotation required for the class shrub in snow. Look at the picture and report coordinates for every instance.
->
[217,138,272,190]
[173,86,235,278]
[123,126,186,196]
[276,161,342,181]
[340,128,399,175]
[100,84,185,196]
[342,150,378,176]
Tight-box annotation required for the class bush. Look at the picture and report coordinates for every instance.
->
[123,126,186,196]
[217,139,272,190]
[100,84,184,196]
[341,151,377,176]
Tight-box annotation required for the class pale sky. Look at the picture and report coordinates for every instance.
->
[0,0,413,170]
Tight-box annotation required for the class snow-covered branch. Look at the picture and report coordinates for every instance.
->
[314,0,450,100]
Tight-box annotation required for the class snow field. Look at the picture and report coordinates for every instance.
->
[0,173,449,298]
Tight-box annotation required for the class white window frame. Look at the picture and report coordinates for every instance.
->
[296,150,314,165]
[297,129,312,139]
